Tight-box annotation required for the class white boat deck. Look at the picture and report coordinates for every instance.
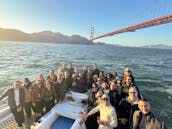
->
[34,91,87,129]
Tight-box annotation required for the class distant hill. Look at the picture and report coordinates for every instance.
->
[0,28,93,44]
[141,44,172,49]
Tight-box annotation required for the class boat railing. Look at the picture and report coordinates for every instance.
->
[0,107,16,129]
[0,107,10,118]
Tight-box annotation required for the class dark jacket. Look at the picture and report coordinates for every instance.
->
[87,91,97,112]
[0,87,25,109]
[118,98,139,129]
[41,86,57,101]
[32,85,43,102]
[92,68,100,76]
[131,111,166,129]
[56,80,68,101]
[109,88,120,110]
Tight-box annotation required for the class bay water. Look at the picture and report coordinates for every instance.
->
[0,42,171,128]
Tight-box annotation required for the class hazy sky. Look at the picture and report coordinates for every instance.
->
[0,0,172,46]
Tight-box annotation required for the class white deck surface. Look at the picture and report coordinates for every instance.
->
[34,91,88,129]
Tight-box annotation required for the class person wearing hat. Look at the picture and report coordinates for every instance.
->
[82,94,118,129]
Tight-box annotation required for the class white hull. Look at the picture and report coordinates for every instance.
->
[32,91,88,129]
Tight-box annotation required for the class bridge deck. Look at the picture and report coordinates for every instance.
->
[91,14,172,40]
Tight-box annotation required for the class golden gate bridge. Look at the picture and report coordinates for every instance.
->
[90,14,172,41]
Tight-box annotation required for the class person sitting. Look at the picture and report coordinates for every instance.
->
[130,99,166,129]
[82,94,118,129]
[0,81,25,129]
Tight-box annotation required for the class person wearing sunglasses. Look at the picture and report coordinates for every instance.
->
[82,94,118,129]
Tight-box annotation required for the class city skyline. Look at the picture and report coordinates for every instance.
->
[0,0,172,46]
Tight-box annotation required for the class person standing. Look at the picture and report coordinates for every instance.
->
[82,94,118,129]
[0,81,25,129]
[92,63,100,76]
[23,78,32,118]
[118,87,139,129]
[84,83,99,129]
[42,79,57,113]
[32,80,44,121]
[131,99,166,129]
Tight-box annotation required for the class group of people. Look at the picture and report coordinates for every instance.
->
[0,63,166,129]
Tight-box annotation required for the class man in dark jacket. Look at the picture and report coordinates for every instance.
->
[92,63,100,76]
[0,81,25,129]
[131,99,166,129]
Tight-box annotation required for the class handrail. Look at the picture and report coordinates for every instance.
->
[0,113,15,129]
[0,107,10,118]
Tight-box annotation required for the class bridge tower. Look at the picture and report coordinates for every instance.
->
[90,27,94,40]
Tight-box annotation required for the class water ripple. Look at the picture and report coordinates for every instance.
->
[0,42,171,128]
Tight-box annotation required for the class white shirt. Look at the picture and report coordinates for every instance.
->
[87,104,118,129]
[14,89,20,106]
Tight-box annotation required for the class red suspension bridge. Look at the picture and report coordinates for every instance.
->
[91,14,172,41]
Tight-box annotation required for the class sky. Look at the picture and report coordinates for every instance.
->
[0,0,172,46]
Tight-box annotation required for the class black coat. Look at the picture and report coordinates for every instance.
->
[109,88,120,110]
[0,87,25,109]
[118,98,139,129]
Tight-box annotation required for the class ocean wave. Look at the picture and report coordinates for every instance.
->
[25,63,46,69]
[0,42,171,128]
